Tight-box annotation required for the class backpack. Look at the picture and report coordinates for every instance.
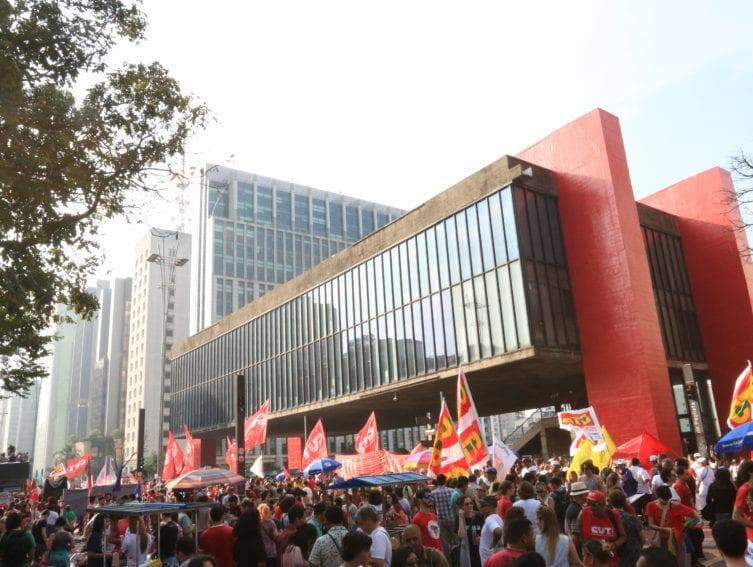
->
[2,530,31,567]
[622,469,638,497]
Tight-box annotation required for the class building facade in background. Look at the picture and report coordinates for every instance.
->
[123,230,191,461]
[191,165,404,333]
[172,110,751,462]
[104,278,132,435]
[0,383,40,459]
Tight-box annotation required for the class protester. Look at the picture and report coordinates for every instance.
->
[576,491,626,567]
[457,495,484,567]
[176,535,197,567]
[412,489,442,551]
[483,518,535,567]
[258,503,279,567]
[732,460,753,543]
[401,524,449,567]
[340,532,373,567]
[606,490,641,567]
[712,519,748,567]
[581,540,610,567]
[233,508,267,567]
[429,475,457,560]
[645,485,699,561]
[122,516,151,567]
[46,517,74,567]
[533,506,581,567]
[86,514,113,567]
[479,495,505,565]
[707,468,737,523]
[309,506,348,567]
[199,504,235,567]
[512,483,541,536]
[635,547,678,567]
[356,506,391,567]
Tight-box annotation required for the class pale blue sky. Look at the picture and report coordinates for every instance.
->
[93,0,753,279]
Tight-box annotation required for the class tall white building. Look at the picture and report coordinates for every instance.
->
[104,278,132,435]
[0,382,40,458]
[124,230,191,461]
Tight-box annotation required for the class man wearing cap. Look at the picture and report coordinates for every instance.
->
[576,490,626,567]
[565,481,589,553]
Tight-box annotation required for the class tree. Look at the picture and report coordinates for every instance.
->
[732,152,753,238]
[0,0,207,395]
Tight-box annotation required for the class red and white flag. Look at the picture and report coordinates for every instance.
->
[225,436,238,472]
[355,412,380,454]
[162,431,185,481]
[302,419,328,468]
[65,453,93,479]
[456,368,489,468]
[429,399,470,478]
[183,424,196,470]
[244,400,270,449]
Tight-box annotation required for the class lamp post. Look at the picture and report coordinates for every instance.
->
[146,230,188,475]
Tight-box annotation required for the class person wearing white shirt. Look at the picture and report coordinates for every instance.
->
[695,457,715,511]
[512,482,542,535]
[356,507,391,567]
[479,496,504,564]
[122,517,153,567]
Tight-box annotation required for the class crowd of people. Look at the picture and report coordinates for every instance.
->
[0,453,751,567]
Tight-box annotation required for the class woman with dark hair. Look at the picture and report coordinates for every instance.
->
[733,460,753,538]
[281,524,318,567]
[86,514,113,567]
[606,490,641,567]
[707,468,737,523]
[233,509,267,567]
[122,516,152,567]
[0,511,35,567]
[46,517,74,567]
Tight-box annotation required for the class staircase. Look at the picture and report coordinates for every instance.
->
[504,409,559,453]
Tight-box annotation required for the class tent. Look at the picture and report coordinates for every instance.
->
[329,472,430,490]
[612,432,673,468]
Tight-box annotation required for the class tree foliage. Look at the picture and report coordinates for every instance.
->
[0,0,207,395]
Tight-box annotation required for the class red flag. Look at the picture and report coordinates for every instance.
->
[162,431,185,481]
[302,419,328,468]
[244,400,270,449]
[183,425,200,470]
[225,435,238,472]
[429,399,470,478]
[355,412,380,454]
[65,453,92,479]
[456,368,489,468]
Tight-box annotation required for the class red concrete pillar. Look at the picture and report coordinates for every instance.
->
[640,168,753,430]
[518,108,682,453]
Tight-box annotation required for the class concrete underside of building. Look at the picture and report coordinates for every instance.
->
[172,108,753,460]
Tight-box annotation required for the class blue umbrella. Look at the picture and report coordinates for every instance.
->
[715,422,753,453]
[303,458,342,476]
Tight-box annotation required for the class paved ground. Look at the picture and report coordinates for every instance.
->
[701,523,723,567]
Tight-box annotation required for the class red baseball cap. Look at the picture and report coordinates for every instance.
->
[587,490,606,503]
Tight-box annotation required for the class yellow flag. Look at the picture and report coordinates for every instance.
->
[591,426,616,471]
[569,438,594,478]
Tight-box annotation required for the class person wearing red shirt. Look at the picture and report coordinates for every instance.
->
[673,467,693,508]
[199,505,235,567]
[496,481,515,519]
[733,461,753,542]
[576,491,626,567]
[483,518,534,567]
[412,489,442,550]
[645,486,699,554]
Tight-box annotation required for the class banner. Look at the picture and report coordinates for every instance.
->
[49,463,66,481]
[558,407,604,447]
[429,399,470,478]
[245,400,270,449]
[729,362,753,428]
[65,453,92,479]
[225,436,237,473]
[287,437,303,470]
[182,425,201,470]
[355,412,380,454]
[335,450,408,479]
[457,368,489,468]
[302,419,328,468]
[491,439,518,479]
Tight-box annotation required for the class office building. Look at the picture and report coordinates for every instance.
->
[171,109,748,459]
[0,382,40,458]
[191,165,404,333]
[123,230,191,460]
[104,278,132,435]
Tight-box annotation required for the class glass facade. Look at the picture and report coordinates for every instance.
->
[173,183,578,433]
[203,171,402,325]
[642,225,705,363]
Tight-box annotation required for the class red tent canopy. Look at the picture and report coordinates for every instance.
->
[612,432,674,468]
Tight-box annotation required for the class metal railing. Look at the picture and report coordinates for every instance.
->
[504,408,558,446]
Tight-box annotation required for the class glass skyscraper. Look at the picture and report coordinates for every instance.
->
[192,165,404,333]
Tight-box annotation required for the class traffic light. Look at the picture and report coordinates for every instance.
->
[685,382,698,402]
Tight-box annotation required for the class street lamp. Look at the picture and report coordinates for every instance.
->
[146,230,189,475]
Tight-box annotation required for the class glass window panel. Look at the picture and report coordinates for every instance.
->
[208,182,229,218]
[367,259,377,319]
[360,264,369,318]
[426,227,440,293]
[224,225,234,276]
[412,301,425,375]
[313,238,321,266]
[462,280,479,361]
[408,238,421,302]
[395,308,406,379]
[431,293,446,369]
[245,226,254,280]
[377,315,388,385]
[354,325,364,390]
[403,305,416,377]
[236,232,244,279]
[348,327,357,391]
[361,209,375,235]
[284,233,294,280]
[237,182,254,221]
[441,289,457,366]
[391,248,402,308]
[329,203,343,238]
[452,285,468,364]
[255,229,265,278]
[346,206,360,241]
[276,232,284,283]
[456,210,472,280]
[374,256,385,315]
[275,190,291,229]
[361,322,372,388]
[484,271,505,354]
[399,242,411,305]
[466,206,484,276]
[509,261,530,346]
[417,232,430,297]
[352,267,362,325]
[312,198,327,236]
[500,188,519,260]
[345,270,354,328]
[265,229,274,281]
[377,212,389,228]
[383,252,393,312]
[386,311,397,382]
[257,185,273,225]
[435,222,450,289]
[476,198,496,271]
[370,319,379,388]
[213,222,223,274]
[445,217,462,285]
[338,275,347,331]
[473,275,492,358]
[340,332,349,394]
[421,297,436,372]
[303,236,312,270]
[295,194,310,232]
